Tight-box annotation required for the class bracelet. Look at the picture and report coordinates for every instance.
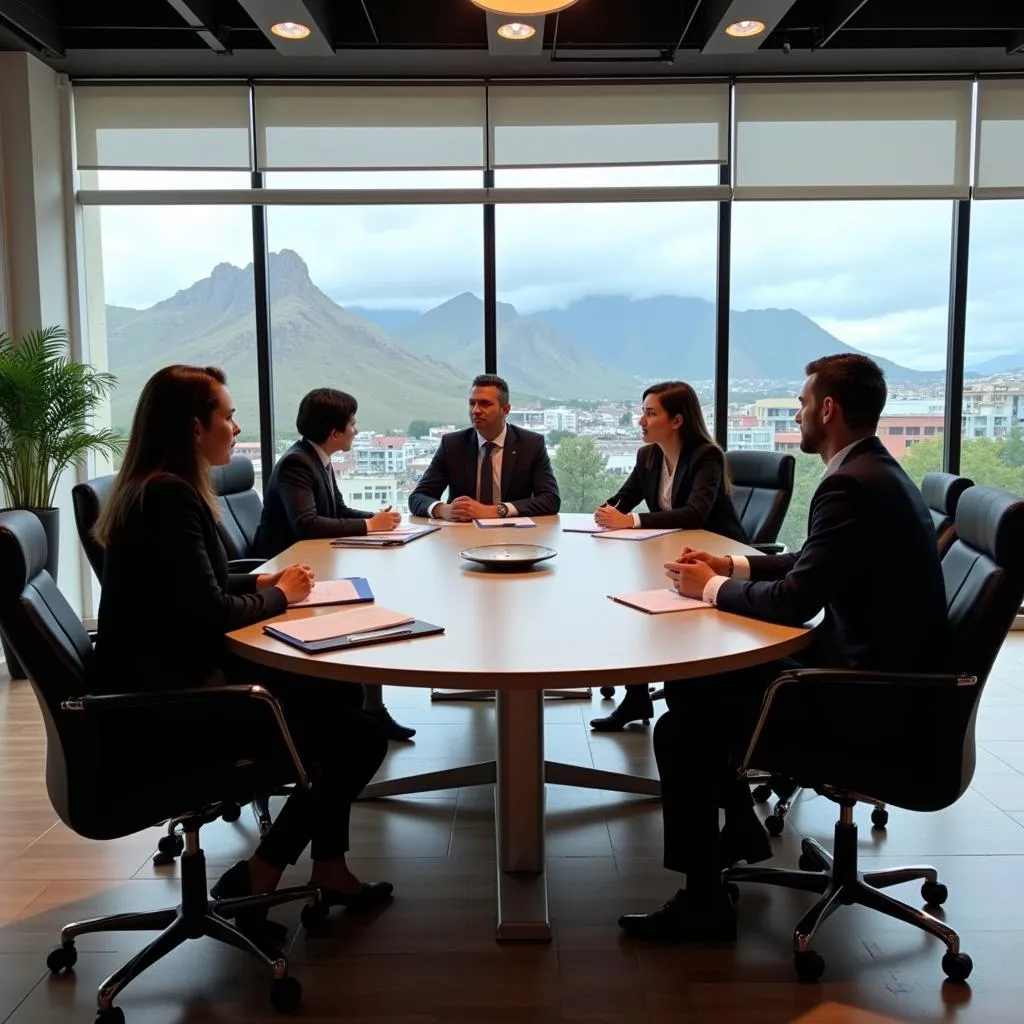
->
[725,555,734,577]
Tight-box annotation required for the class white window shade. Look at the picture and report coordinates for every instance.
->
[488,84,728,168]
[734,81,973,199]
[72,85,252,171]
[975,81,1024,197]
[254,85,487,171]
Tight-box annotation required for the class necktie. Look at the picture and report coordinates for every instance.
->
[322,461,337,516]
[479,441,496,505]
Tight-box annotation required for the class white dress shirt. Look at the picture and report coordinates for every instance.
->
[628,454,675,528]
[699,439,863,605]
[428,426,518,517]
[310,440,331,469]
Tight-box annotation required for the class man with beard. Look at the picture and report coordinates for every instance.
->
[618,353,951,944]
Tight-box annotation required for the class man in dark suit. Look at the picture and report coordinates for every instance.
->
[619,354,952,944]
[408,374,561,521]
[255,388,414,741]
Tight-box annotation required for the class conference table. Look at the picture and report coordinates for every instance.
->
[226,513,813,941]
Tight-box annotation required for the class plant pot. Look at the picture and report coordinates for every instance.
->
[0,507,59,681]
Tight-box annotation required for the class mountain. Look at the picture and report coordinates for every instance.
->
[967,353,1024,375]
[104,251,471,434]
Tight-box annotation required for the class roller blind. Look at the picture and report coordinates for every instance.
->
[253,85,487,171]
[734,81,973,199]
[488,83,729,168]
[975,80,1024,198]
[72,84,252,171]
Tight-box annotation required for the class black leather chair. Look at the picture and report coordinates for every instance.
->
[0,510,318,1020]
[71,474,117,581]
[922,471,974,556]
[210,455,265,573]
[725,485,1024,984]
[726,450,796,555]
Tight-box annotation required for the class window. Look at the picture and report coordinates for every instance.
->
[730,200,952,549]
[496,200,719,513]
[906,426,921,436]
[265,202,483,513]
[963,200,1024,494]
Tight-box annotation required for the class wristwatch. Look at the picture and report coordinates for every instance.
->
[496,503,509,518]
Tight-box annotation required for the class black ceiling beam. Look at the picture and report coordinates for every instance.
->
[817,0,871,49]
[164,0,231,53]
[0,0,63,57]
[701,0,801,54]
[235,0,335,57]
[1009,31,1024,55]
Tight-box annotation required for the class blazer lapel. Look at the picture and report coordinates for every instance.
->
[500,425,519,502]
[670,455,689,507]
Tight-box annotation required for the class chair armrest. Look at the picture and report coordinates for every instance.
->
[228,558,266,573]
[740,668,975,773]
[61,684,310,789]
[751,542,786,556]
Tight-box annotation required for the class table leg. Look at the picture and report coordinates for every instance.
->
[495,689,550,941]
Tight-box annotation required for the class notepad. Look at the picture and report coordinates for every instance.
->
[474,517,535,528]
[562,523,605,533]
[268,605,415,644]
[288,577,373,608]
[609,588,709,614]
[331,525,439,547]
[593,528,681,541]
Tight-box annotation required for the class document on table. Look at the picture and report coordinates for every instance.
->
[474,517,535,528]
[288,577,373,607]
[269,605,415,644]
[609,588,709,614]
[562,523,604,533]
[593,528,681,541]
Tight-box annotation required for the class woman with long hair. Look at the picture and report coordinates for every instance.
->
[91,365,393,941]
[590,380,748,731]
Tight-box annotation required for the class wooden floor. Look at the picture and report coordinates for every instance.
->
[3,643,1024,1024]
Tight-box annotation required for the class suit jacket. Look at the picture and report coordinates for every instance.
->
[90,473,288,694]
[716,436,951,672]
[606,442,748,541]
[408,424,561,518]
[254,439,374,559]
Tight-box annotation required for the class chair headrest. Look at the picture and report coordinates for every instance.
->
[0,510,48,597]
[921,472,973,517]
[954,485,1024,568]
[210,455,255,497]
[725,450,795,490]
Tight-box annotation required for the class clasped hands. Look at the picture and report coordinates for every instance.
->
[257,564,316,603]
[594,503,633,530]
[434,497,492,521]
[663,547,730,599]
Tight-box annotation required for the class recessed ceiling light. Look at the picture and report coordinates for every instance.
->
[471,1,577,15]
[270,21,311,40]
[725,19,766,38]
[497,21,537,40]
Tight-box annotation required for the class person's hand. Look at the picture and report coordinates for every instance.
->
[256,570,282,590]
[676,547,731,577]
[275,563,315,604]
[664,558,716,599]
[450,497,489,521]
[367,506,401,532]
[594,504,632,529]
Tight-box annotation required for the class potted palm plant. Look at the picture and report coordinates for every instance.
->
[0,326,125,675]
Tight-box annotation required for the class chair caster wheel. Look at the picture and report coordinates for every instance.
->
[221,802,241,823]
[752,783,773,803]
[600,686,616,699]
[798,852,825,872]
[257,816,273,837]
[794,949,825,983]
[300,900,329,929]
[46,942,77,974]
[942,950,972,983]
[96,1007,125,1024]
[765,814,785,837]
[724,882,739,906]
[870,807,889,829]
[157,834,183,857]
[269,976,302,1012]
[922,881,948,906]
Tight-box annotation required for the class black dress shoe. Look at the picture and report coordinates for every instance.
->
[317,881,394,912]
[365,707,416,741]
[590,692,655,732]
[720,815,774,868]
[618,888,737,943]
[210,860,289,946]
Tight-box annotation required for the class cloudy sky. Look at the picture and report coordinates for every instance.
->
[94,168,1024,371]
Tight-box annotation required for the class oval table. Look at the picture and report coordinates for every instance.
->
[226,513,813,941]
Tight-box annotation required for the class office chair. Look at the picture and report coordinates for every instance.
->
[726,449,796,555]
[921,471,974,557]
[210,455,266,573]
[725,484,1024,984]
[0,510,319,1020]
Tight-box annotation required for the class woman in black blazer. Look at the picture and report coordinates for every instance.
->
[91,365,393,940]
[590,380,748,731]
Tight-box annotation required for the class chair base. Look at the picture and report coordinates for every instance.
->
[51,826,317,1017]
[429,688,592,702]
[724,805,970,984]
